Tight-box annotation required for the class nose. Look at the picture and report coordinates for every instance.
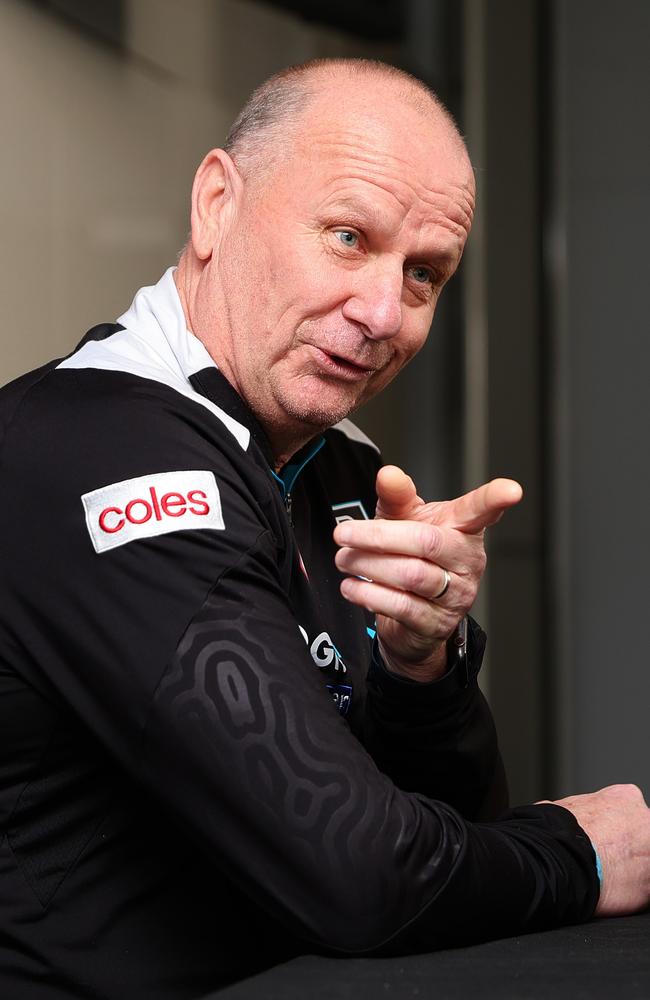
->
[341,259,403,340]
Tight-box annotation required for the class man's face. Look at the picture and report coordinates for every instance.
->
[197,84,475,451]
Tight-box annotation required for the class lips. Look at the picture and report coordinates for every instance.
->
[307,346,380,381]
[323,351,375,373]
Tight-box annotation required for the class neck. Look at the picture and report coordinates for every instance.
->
[173,254,199,338]
[174,254,318,470]
[271,433,319,472]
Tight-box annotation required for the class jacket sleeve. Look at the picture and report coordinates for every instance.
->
[140,532,598,953]
[362,619,509,820]
[2,376,599,956]
[335,437,508,820]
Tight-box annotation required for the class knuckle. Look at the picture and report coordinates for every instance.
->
[404,558,428,593]
[334,546,350,569]
[625,783,644,801]
[460,541,486,580]
[450,575,471,610]
[608,783,642,801]
[462,576,478,605]
[394,589,413,620]
[464,592,476,614]
[420,524,442,561]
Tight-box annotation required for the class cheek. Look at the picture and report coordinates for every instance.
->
[285,235,359,311]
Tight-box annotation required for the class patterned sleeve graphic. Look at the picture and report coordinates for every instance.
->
[143,537,599,952]
[146,551,466,951]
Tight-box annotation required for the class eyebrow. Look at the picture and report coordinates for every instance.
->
[322,198,462,280]
[319,198,387,233]
[320,198,462,273]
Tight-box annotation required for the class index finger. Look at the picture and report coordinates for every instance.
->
[447,479,523,533]
[333,518,447,560]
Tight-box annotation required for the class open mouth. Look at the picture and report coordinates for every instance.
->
[311,346,375,379]
[327,353,372,372]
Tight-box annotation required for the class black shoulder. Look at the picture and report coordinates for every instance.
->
[0,360,62,453]
[0,320,125,446]
[2,366,242,488]
[316,419,383,521]
[0,365,287,574]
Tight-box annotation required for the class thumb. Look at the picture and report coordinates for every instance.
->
[375,465,421,520]
[446,478,523,533]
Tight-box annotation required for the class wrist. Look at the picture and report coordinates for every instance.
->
[378,618,471,686]
[378,637,448,683]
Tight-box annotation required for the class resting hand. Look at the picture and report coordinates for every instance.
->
[333,465,522,682]
[548,784,650,917]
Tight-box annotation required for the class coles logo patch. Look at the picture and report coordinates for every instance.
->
[81,470,225,554]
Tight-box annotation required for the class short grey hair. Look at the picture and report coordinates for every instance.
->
[223,57,462,177]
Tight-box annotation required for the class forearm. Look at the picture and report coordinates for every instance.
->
[144,587,597,952]
[362,619,508,820]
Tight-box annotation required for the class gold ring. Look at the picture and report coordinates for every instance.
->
[433,569,451,600]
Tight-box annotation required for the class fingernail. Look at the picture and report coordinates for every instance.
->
[335,525,352,544]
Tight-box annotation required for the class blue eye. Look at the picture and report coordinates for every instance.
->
[335,230,358,247]
[408,265,433,284]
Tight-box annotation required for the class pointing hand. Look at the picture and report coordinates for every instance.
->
[334,465,522,681]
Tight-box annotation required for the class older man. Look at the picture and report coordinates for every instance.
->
[0,59,647,1000]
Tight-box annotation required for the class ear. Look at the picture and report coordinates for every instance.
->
[190,149,243,261]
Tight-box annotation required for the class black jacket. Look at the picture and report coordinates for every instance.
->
[0,270,599,999]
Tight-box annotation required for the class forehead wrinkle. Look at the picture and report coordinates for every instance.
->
[320,170,472,242]
[320,194,395,234]
[308,139,474,232]
[310,131,473,190]
[317,192,460,262]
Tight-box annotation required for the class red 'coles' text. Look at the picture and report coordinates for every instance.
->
[98,486,210,534]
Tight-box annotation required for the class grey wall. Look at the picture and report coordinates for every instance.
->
[0,0,389,384]
[462,0,546,804]
[0,0,462,501]
[551,0,650,796]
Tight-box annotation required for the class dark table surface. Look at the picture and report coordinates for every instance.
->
[205,913,650,999]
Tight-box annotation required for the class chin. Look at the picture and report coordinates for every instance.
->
[279,391,359,433]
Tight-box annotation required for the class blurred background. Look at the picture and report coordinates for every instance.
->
[1,0,648,805]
